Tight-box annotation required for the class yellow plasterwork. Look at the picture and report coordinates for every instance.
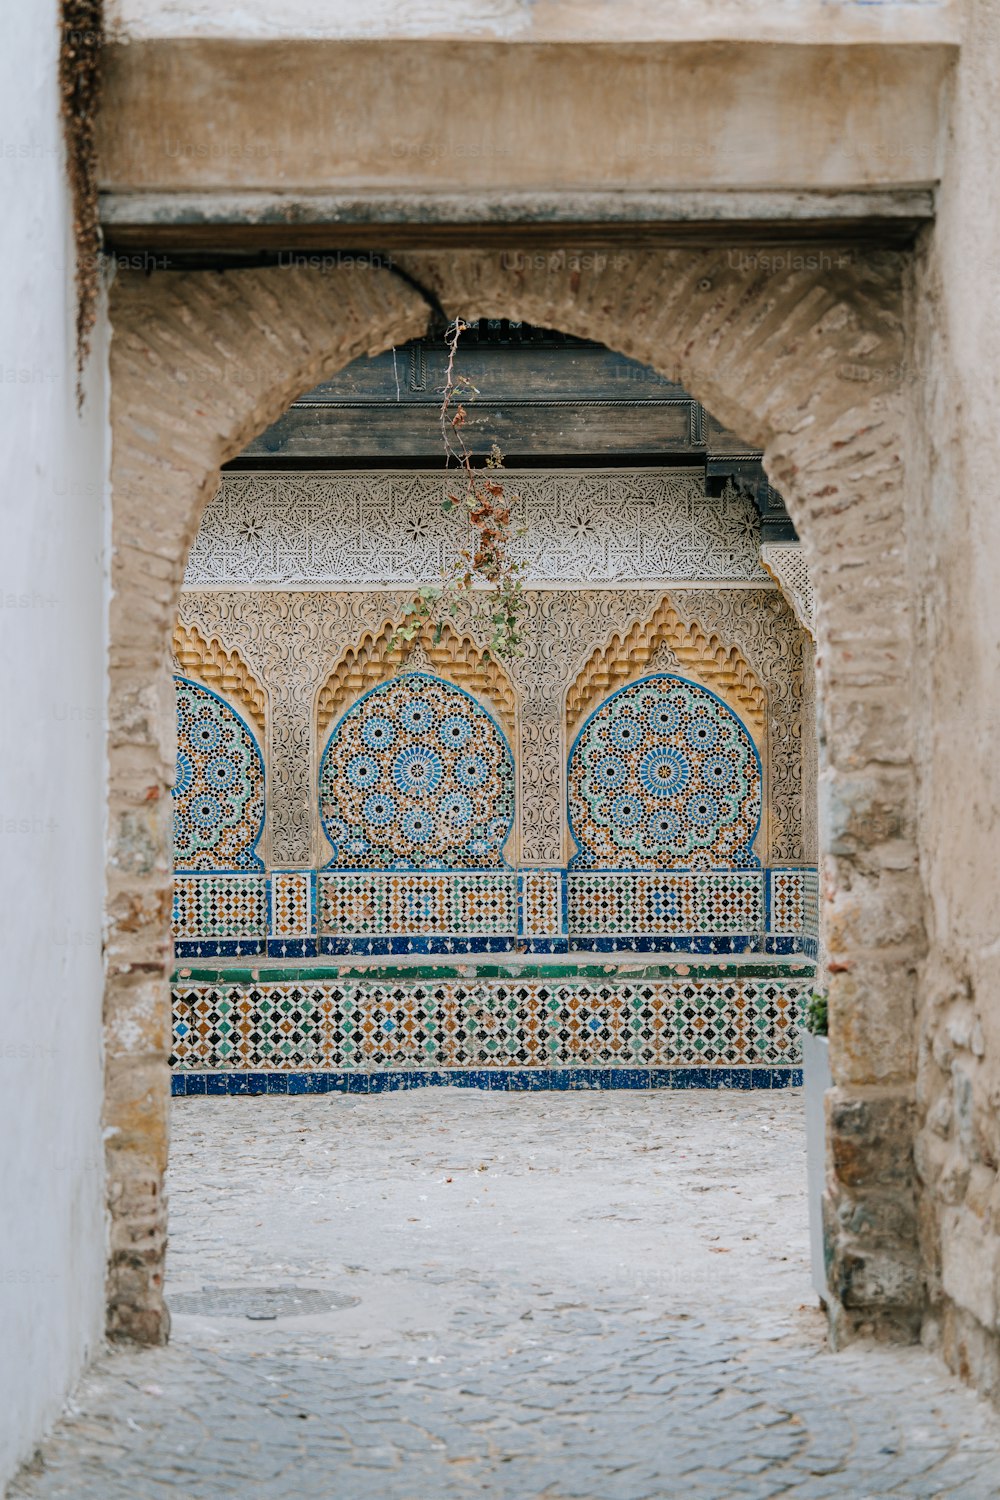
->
[565,596,765,743]
[171,622,267,738]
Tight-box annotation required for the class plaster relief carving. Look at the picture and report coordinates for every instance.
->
[171,622,267,737]
[177,584,806,870]
[185,471,768,588]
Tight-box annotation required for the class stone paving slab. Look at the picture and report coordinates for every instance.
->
[10,1092,1000,1498]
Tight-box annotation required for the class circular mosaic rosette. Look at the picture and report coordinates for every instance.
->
[320,673,515,869]
[172,678,265,871]
[568,675,760,870]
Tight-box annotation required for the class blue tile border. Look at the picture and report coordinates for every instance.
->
[175,938,266,958]
[265,937,318,958]
[172,1066,802,1096]
[568,934,762,955]
[176,932,810,960]
[318,934,519,956]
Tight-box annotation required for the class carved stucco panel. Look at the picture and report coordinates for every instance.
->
[680,589,805,863]
[177,589,502,865]
[177,585,807,868]
[185,471,768,589]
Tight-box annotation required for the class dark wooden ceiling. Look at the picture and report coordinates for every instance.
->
[228,319,796,541]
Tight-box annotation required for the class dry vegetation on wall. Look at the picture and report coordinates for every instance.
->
[390,320,529,663]
[59,0,103,405]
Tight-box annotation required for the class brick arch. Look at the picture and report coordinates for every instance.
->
[107,250,921,1346]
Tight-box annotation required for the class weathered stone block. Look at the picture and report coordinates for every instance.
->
[820,769,915,857]
[941,1207,1000,1331]
[824,865,924,953]
[828,961,917,1088]
[827,1089,916,1191]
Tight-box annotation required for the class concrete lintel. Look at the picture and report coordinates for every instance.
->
[101,189,935,254]
[97,39,951,207]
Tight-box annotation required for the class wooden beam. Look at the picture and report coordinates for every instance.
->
[100,189,934,257]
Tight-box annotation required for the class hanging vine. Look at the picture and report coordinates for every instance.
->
[389,320,529,664]
[59,0,104,407]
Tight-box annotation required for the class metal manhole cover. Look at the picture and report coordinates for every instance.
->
[169,1285,360,1320]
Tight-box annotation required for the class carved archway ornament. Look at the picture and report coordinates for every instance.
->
[566,595,766,742]
[107,251,921,1350]
[761,543,816,639]
[316,617,517,744]
[171,621,267,737]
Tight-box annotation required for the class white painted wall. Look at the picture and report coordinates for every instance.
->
[0,2,109,1486]
[108,0,958,44]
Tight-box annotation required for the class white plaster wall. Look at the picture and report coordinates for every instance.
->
[0,3,109,1486]
[108,0,958,43]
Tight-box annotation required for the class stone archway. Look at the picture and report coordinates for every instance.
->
[106,250,921,1345]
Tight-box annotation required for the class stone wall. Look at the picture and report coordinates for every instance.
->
[909,0,1000,1404]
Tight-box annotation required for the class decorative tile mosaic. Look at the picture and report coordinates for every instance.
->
[172,974,810,1073]
[178,584,809,869]
[268,870,315,940]
[568,675,761,871]
[566,871,764,936]
[319,672,515,870]
[767,868,819,957]
[802,867,819,938]
[518,869,564,939]
[318,871,519,937]
[166,866,817,954]
[173,677,265,872]
[172,873,266,941]
[768,868,807,934]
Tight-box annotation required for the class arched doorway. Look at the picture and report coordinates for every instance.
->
[105,250,921,1348]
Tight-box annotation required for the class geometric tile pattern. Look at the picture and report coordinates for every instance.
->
[174,865,815,953]
[569,675,761,871]
[318,871,519,937]
[767,868,819,959]
[172,873,267,940]
[269,870,315,940]
[518,870,564,938]
[172,677,265,871]
[171,975,811,1072]
[768,868,807,934]
[802,867,819,941]
[319,672,515,870]
[567,871,764,936]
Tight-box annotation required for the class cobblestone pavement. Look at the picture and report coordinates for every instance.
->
[10,1091,1000,1499]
